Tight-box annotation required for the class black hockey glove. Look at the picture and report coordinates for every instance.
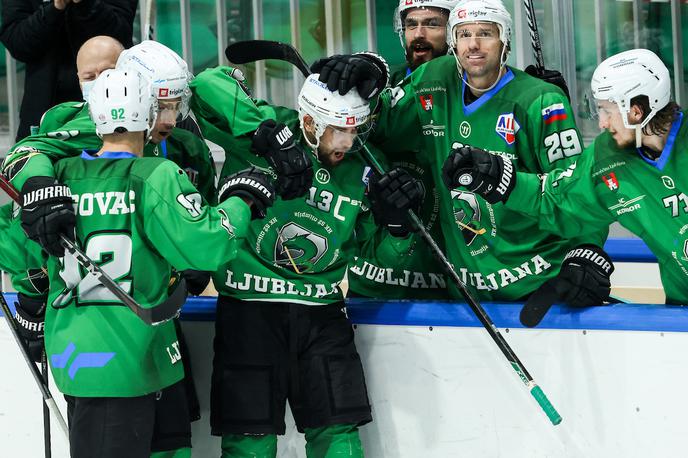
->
[442,146,516,204]
[556,244,614,308]
[520,244,614,327]
[14,293,46,363]
[524,65,571,102]
[218,167,276,220]
[181,270,211,296]
[21,176,76,257]
[252,119,313,200]
[368,167,424,237]
[310,52,390,100]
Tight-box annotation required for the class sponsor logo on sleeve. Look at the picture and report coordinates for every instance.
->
[602,172,619,191]
[541,103,568,125]
[495,113,520,145]
[607,195,645,216]
[419,94,433,111]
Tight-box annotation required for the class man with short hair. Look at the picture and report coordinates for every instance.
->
[452,48,688,304]
[391,0,458,83]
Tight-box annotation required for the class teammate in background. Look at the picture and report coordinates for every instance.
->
[315,0,611,305]
[190,68,423,457]
[390,0,458,83]
[27,68,270,458]
[451,48,688,304]
[348,0,458,300]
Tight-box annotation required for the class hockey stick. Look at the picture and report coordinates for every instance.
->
[522,0,545,72]
[41,349,51,458]
[0,175,184,326]
[0,292,69,439]
[225,40,310,78]
[230,39,562,426]
[143,0,156,41]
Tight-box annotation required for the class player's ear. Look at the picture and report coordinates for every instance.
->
[629,103,644,124]
[303,114,315,134]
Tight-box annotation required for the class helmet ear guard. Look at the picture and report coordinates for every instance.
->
[116,40,193,121]
[297,74,371,152]
[591,48,671,131]
[88,69,158,141]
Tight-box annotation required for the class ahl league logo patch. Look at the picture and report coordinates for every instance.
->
[495,113,520,145]
[419,94,433,111]
[602,172,619,191]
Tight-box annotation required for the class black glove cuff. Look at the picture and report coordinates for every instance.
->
[561,244,614,277]
[14,297,46,339]
[21,176,72,207]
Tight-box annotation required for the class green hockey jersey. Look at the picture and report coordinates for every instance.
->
[348,61,450,300]
[0,203,46,296]
[191,66,414,305]
[4,101,217,203]
[46,152,250,397]
[371,56,607,301]
[506,110,688,304]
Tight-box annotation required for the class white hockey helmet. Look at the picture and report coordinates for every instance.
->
[447,0,512,52]
[116,40,193,120]
[298,74,371,150]
[88,69,157,138]
[394,0,458,34]
[591,48,671,130]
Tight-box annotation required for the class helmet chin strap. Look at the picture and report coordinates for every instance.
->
[451,44,508,96]
[635,125,643,148]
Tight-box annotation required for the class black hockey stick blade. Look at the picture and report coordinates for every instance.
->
[520,279,558,327]
[225,40,310,78]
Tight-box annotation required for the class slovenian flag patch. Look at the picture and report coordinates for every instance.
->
[542,103,568,125]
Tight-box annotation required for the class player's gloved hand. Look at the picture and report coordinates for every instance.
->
[441,146,516,204]
[21,176,76,257]
[218,167,276,220]
[368,167,424,237]
[14,293,46,363]
[555,244,614,307]
[251,119,313,200]
[524,65,571,102]
[310,52,390,100]
[181,270,211,296]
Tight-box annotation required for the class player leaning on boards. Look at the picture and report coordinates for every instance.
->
[348,0,458,300]
[316,0,612,305]
[31,68,271,458]
[449,48,688,305]
[190,66,423,457]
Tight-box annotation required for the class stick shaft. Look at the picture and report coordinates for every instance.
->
[0,294,69,438]
[523,0,545,71]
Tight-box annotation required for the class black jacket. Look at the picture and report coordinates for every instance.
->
[0,0,138,140]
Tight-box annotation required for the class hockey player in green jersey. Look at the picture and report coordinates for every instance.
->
[389,0,458,83]
[348,0,458,300]
[449,48,688,304]
[22,68,272,458]
[190,68,423,457]
[314,0,611,304]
